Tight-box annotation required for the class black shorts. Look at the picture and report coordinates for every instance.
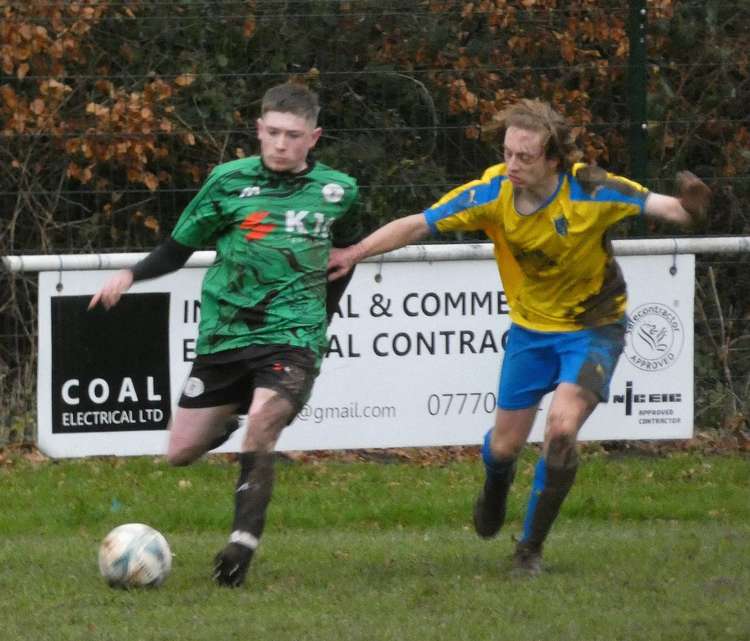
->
[178,345,319,414]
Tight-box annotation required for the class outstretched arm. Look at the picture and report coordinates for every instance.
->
[88,268,135,310]
[643,171,711,229]
[327,213,430,280]
[88,237,195,310]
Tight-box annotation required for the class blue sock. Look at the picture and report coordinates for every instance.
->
[521,457,547,542]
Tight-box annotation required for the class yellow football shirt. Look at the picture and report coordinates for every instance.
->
[423,163,648,332]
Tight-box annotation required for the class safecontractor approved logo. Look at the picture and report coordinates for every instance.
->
[624,303,684,371]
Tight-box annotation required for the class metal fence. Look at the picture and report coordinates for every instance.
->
[1,1,749,443]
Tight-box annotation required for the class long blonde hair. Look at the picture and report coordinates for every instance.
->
[485,99,582,173]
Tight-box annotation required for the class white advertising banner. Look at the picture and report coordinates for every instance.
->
[37,251,694,458]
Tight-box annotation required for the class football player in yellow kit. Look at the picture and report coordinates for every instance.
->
[327,99,710,574]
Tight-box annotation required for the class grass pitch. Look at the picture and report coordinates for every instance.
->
[0,448,748,641]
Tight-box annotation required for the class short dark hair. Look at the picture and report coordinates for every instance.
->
[261,82,320,125]
[486,99,582,173]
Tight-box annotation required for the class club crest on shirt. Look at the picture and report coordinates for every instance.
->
[182,377,205,398]
[553,214,568,236]
[322,183,344,203]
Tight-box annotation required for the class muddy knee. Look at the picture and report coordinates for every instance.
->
[545,431,579,469]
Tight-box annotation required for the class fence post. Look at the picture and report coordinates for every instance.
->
[628,0,648,182]
[628,0,648,234]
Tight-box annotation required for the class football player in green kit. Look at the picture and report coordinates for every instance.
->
[328,99,710,575]
[90,82,361,587]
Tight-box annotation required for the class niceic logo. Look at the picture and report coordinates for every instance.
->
[612,381,682,416]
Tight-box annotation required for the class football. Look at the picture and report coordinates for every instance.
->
[98,523,172,588]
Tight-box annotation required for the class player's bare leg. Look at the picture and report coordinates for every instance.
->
[166,404,240,466]
[213,387,294,587]
[473,405,537,538]
[513,383,597,575]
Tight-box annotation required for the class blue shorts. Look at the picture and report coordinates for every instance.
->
[497,320,626,410]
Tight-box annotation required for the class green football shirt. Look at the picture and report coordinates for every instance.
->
[171,156,360,361]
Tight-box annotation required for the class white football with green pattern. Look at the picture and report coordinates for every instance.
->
[98,523,172,588]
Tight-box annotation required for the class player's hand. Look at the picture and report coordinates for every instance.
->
[676,170,711,229]
[327,246,358,281]
[88,269,134,310]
